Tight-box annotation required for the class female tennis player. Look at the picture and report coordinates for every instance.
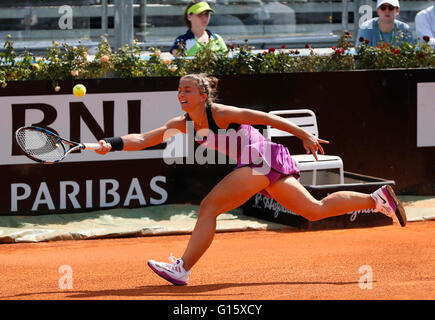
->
[97,73,407,286]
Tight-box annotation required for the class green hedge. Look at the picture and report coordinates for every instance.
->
[1,32,434,91]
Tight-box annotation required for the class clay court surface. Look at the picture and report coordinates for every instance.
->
[0,220,434,300]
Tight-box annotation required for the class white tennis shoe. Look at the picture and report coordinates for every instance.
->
[371,185,407,227]
[148,254,190,286]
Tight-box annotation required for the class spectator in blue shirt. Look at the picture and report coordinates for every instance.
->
[356,0,414,47]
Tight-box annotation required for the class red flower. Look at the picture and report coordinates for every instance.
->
[281,45,286,49]
[359,37,365,43]
[305,43,311,49]
[335,48,345,55]
[331,46,336,50]
[364,39,370,45]
[262,51,268,56]
[268,47,275,53]
[422,35,430,42]
[393,48,400,55]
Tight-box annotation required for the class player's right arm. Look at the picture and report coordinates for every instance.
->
[96,115,187,154]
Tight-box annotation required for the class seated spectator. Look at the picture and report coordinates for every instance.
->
[356,0,414,47]
[415,5,435,48]
[244,0,296,35]
[170,1,228,57]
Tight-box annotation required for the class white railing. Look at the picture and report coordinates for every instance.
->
[0,0,433,51]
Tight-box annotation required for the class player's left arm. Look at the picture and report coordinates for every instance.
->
[214,104,329,159]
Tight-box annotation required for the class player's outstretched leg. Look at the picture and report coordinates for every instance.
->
[265,176,407,227]
[148,166,270,285]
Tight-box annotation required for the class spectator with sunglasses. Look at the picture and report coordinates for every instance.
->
[170,1,228,57]
[356,0,414,47]
[415,5,435,48]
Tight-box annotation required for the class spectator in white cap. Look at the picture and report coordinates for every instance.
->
[415,5,435,48]
[356,0,414,47]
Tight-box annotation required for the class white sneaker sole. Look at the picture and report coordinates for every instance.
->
[147,260,188,286]
[385,185,407,227]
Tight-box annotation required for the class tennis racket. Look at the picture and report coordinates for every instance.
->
[15,126,101,164]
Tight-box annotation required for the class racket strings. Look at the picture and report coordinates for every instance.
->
[16,129,65,162]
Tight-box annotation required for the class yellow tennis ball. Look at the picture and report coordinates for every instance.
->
[73,84,86,97]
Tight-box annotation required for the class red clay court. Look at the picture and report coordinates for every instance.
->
[0,220,434,300]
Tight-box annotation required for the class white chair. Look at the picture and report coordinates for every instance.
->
[265,109,344,185]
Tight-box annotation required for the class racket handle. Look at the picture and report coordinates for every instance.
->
[83,143,102,150]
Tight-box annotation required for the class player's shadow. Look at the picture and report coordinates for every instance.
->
[2,280,376,299]
[66,280,370,299]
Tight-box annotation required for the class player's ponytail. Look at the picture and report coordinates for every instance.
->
[206,75,218,103]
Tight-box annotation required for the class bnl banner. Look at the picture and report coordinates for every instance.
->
[0,91,187,215]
